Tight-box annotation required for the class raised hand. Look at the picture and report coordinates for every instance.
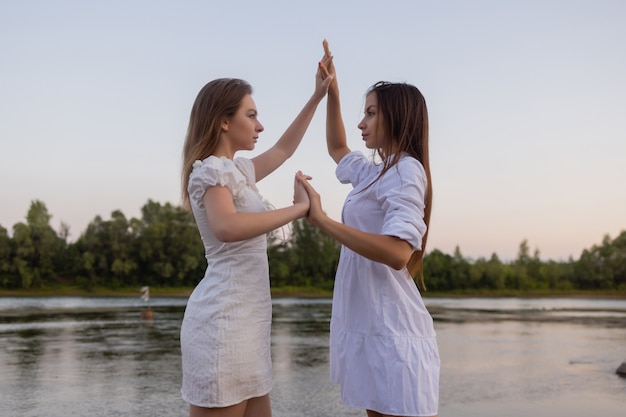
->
[314,50,335,100]
[321,39,338,94]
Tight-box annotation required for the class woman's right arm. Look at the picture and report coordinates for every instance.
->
[323,40,351,164]
[203,174,309,242]
[296,172,413,270]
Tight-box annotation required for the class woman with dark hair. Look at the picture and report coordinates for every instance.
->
[297,41,439,417]
[180,60,333,417]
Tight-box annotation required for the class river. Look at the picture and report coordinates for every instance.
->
[0,296,624,416]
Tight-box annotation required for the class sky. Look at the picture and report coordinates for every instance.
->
[1,0,625,261]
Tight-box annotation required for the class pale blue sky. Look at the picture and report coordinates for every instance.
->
[1,0,625,261]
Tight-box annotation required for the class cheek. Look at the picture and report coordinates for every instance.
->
[376,121,386,136]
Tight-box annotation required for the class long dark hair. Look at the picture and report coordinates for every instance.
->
[181,78,252,209]
[368,81,432,289]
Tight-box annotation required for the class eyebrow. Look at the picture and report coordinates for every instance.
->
[365,105,377,112]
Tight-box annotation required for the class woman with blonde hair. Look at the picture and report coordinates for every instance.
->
[180,58,333,417]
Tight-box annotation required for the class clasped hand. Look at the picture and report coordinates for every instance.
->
[293,171,324,226]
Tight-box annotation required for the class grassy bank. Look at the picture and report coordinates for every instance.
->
[1,286,624,299]
[423,288,626,299]
[0,286,192,298]
[0,285,333,299]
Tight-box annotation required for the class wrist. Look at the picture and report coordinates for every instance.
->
[293,202,309,217]
[311,91,325,103]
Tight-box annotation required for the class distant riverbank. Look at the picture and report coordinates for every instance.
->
[1,285,625,299]
[0,285,333,299]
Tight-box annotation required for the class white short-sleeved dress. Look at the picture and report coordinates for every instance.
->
[180,156,272,408]
[330,150,440,416]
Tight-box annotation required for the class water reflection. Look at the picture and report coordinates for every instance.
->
[0,297,625,417]
[272,300,332,368]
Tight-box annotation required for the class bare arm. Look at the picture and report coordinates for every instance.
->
[323,39,351,164]
[203,174,309,242]
[313,215,413,270]
[252,61,334,182]
[296,172,413,270]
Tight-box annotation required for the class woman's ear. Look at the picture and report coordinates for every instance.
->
[221,118,230,132]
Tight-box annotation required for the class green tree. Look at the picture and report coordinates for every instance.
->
[136,200,204,287]
[470,253,506,290]
[287,219,340,289]
[267,235,292,288]
[0,225,16,288]
[610,231,626,289]
[574,231,626,290]
[538,259,574,291]
[11,201,65,288]
[450,246,471,290]
[510,239,533,289]
[54,222,81,282]
[423,249,455,291]
[107,210,139,287]
[75,215,115,289]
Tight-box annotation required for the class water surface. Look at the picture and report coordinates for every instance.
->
[0,296,624,416]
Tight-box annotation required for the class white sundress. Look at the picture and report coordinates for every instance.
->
[330,150,440,416]
[180,156,272,408]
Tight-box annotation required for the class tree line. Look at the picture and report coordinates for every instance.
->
[0,200,624,292]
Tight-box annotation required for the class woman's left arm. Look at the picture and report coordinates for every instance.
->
[252,59,333,181]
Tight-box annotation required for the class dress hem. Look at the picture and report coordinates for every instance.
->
[181,387,272,409]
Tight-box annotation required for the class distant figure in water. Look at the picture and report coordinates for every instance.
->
[140,286,154,320]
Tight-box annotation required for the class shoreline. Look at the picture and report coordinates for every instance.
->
[1,286,625,299]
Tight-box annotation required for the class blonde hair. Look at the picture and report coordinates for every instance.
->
[181,78,252,209]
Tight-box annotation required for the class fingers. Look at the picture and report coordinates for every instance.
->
[318,61,330,79]
[320,39,337,92]
[318,63,335,87]
[320,39,332,63]
[296,170,312,182]
[315,39,336,96]
[323,39,332,59]
[295,172,315,193]
[320,40,333,70]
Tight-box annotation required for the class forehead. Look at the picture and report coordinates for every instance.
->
[238,94,256,110]
[364,92,378,108]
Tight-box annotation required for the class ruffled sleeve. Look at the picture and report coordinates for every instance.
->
[188,156,249,208]
[377,157,428,251]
